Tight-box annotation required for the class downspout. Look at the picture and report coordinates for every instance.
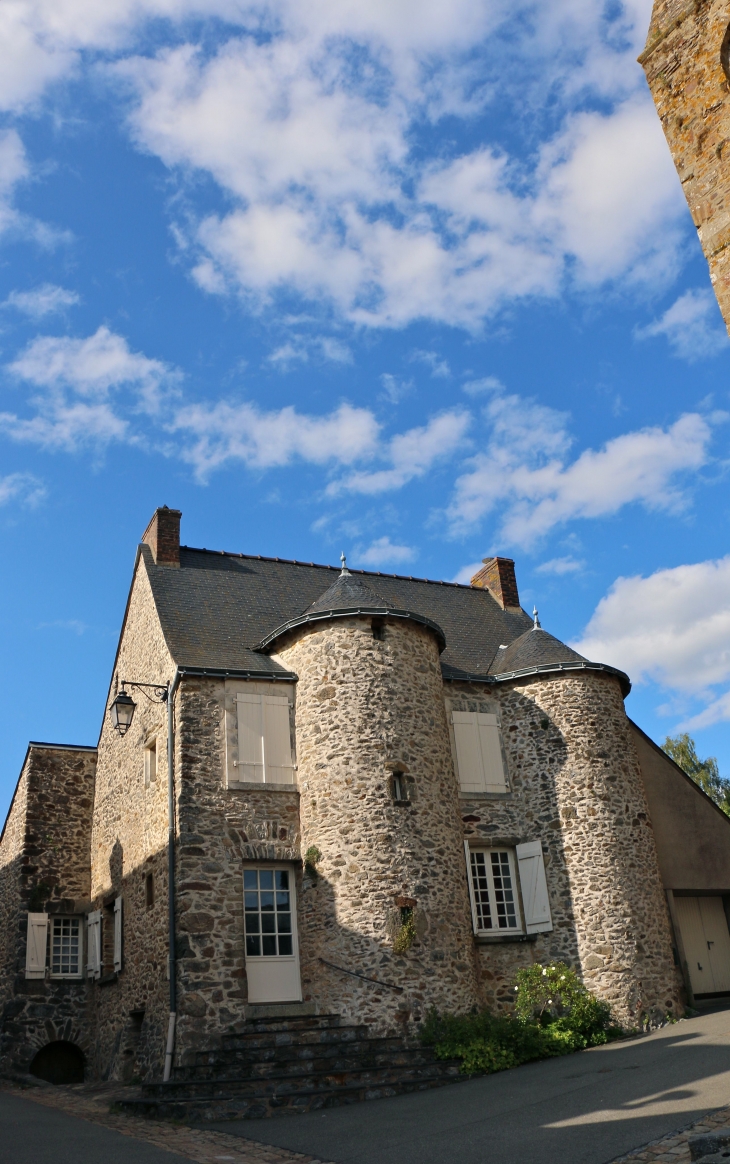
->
[163,667,181,1082]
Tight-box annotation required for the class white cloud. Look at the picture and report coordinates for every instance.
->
[0,470,46,507]
[354,536,416,568]
[2,283,80,318]
[268,334,352,368]
[451,560,483,585]
[449,388,714,546]
[462,376,504,396]
[410,350,450,378]
[574,557,730,728]
[332,409,471,495]
[635,289,729,362]
[536,556,585,576]
[171,399,380,481]
[1,326,181,451]
[378,373,413,404]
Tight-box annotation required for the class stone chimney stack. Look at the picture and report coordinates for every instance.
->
[470,556,521,610]
[142,506,181,567]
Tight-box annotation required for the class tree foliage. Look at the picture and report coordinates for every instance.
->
[662,733,730,816]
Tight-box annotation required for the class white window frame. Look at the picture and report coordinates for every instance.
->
[49,915,83,979]
[465,844,523,934]
[144,738,157,787]
[228,689,297,785]
[451,710,510,795]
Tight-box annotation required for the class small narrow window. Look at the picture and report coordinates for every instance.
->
[50,917,82,978]
[144,739,157,787]
[145,873,155,911]
[391,771,411,804]
[372,618,386,641]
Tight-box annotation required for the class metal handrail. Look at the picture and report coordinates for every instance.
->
[318,957,404,993]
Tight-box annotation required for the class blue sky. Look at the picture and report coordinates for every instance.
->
[2,0,730,819]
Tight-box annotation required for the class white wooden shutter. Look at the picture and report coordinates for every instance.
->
[452,712,508,793]
[516,841,553,934]
[113,897,123,973]
[236,694,264,781]
[263,696,294,783]
[25,913,48,979]
[87,910,101,978]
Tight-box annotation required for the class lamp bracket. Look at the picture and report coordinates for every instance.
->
[120,680,169,704]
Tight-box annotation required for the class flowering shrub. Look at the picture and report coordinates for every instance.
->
[420,962,620,1076]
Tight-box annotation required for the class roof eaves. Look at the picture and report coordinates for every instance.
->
[443,659,631,697]
[256,606,447,652]
[178,666,298,682]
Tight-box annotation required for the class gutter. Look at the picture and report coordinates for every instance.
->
[163,666,181,1083]
[442,659,631,698]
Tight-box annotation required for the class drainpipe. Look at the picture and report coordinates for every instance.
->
[163,667,181,1082]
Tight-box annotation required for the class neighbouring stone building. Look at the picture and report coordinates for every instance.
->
[2,507,730,1096]
[641,0,730,331]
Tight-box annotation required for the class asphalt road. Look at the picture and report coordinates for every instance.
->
[218,1008,730,1164]
[0,1088,193,1164]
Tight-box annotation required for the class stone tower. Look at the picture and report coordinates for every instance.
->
[641,1,730,331]
[260,565,480,1031]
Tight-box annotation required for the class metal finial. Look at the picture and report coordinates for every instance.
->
[340,551,350,575]
[533,606,541,629]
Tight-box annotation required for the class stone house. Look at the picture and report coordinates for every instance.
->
[2,507,730,1098]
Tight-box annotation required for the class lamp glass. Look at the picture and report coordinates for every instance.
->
[110,689,136,735]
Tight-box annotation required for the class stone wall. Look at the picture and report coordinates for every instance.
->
[173,675,300,1064]
[454,671,682,1026]
[641,1,730,332]
[277,615,480,1034]
[88,553,176,1081]
[0,743,96,1075]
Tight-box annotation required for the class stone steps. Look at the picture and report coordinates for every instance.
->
[113,1012,465,1123]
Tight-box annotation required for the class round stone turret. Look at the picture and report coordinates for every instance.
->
[264,569,479,1030]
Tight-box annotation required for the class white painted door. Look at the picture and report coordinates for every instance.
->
[675,896,730,995]
[243,867,302,1003]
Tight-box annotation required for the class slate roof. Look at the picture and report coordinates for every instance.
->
[142,544,630,691]
[142,544,532,678]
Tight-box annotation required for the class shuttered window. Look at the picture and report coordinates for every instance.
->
[465,842,553,936]
[25,913,48,979]
[87,911,101,979]
[113,897,123,973]
[452,711,509,794]
[515,841,553,934]
[50,917,82,978]
[235,694,295,784]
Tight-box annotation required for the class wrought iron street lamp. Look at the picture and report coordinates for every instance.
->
[109,681,168,736]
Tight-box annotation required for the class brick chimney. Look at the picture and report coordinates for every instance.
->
[470,556,520,610]
[142,506,181,567]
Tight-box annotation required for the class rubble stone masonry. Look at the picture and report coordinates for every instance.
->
[277,616,480,1033]
[454,671,682,1026]
[641,0,730,332]
[0,743,96,1073]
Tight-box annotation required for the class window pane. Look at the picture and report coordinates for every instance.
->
[262,935,277,956]
[244,913,260,933]
[51,917,80,976]
[470,851,493,930]
[491,851,517,929]
[243,870,258,890]
[260,892,274,911]
[277,912,292,933]
[244,892,259,910]
[278,935,293,955]
[246,935,261,956]
[259,870,274,890]
[276,891,290,910]
[275,870,289,891]
[261,913,276,933]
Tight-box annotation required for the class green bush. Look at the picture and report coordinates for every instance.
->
[420,962,619,1075]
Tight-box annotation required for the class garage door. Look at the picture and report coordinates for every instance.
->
[674,896,730,996]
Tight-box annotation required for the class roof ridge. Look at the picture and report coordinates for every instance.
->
[179,545,475,589]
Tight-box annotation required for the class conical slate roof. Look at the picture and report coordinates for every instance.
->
[256,565,446,652]
[305,570,396,614]
[490,625,587,676]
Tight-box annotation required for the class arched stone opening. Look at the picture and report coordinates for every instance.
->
[30,1040,85,1085]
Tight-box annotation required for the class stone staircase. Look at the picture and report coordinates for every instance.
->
[115,1011,465,1122]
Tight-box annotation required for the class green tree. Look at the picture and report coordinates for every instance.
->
[662,733,730,816]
